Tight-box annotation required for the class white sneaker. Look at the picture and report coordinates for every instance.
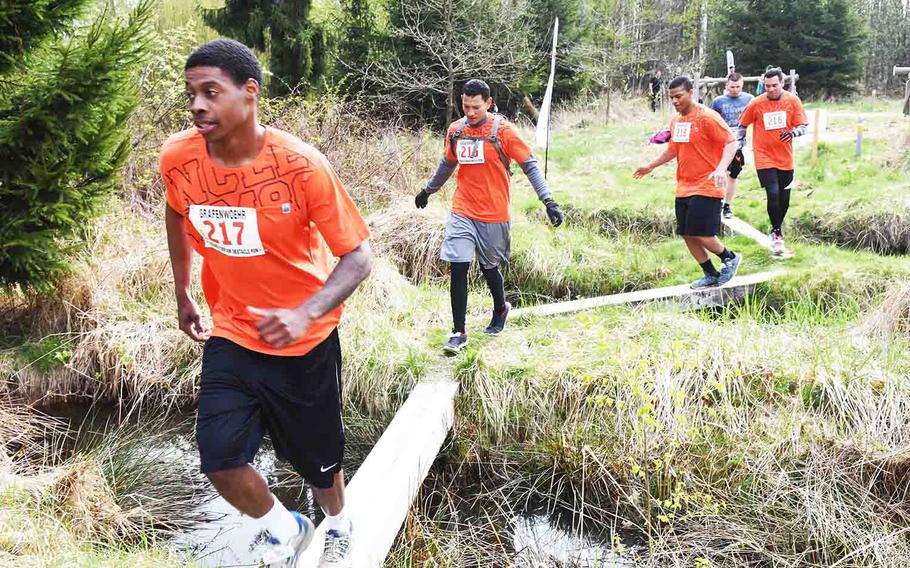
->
[770,233,785,256]
[318,527,353,567]
[260,511,315,568]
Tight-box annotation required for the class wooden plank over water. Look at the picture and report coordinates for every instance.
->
[298,374,459,568]
[512,270,783,319]
[721,216,771,248]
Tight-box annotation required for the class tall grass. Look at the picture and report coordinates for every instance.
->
[398,278,910,567]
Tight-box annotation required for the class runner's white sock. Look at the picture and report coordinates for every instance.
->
[253,495,300,544]
[325,509,352,534]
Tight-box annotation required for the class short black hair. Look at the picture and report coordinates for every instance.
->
[764,67,785,82]
[462,79,491,99]
[727,72,743,82]
[668,76,693,91]
[185,38,263,87]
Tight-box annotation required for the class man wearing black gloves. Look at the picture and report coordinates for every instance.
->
[416,79,563,353]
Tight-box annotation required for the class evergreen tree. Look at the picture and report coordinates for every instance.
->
[202,0,327,96]
[0,1,153,291]
[332,0,386,96]
[710,0,865,97]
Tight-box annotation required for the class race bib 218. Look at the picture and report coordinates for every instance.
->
[763,111,787,131]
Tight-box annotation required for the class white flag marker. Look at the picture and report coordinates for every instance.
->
[535,17,559,152]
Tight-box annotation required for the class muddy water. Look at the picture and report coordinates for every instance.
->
[47,404,635,567]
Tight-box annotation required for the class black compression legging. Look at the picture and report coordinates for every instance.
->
[481,266,506,313]
[450,263,507,334]
[757,168,794,235]
[450,262,469,334]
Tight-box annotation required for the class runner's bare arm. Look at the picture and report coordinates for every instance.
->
[710,140,739,182]
[633,147,675,178]
[165,203,210,342]
[248,240,373,348]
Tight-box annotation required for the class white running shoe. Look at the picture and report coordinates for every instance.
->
[770,233,785,256]
[260,512,315,568]
[318,527,353,567]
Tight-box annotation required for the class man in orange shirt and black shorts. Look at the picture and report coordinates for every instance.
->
[739,67,808,257]
[633,76,742,289]
[415,79,563,353]
[161,39,371,568]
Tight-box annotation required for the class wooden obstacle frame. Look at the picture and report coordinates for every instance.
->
[895,66,910,117]
[695,68,799,102]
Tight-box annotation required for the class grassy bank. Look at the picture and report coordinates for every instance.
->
[3,88,910,566]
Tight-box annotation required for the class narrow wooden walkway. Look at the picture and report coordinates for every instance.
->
[512,270,782,319]
[298,375,459,567]
[722,215,771,248]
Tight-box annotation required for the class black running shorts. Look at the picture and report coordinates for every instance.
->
[727,149,745,179]
[196,331,344,488]
[675,195,723,237]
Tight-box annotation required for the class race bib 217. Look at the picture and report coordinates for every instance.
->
[188,205,265,257]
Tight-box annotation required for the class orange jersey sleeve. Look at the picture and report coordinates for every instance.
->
[498,122,532,164]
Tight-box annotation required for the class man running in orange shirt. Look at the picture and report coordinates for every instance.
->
[415,79,563,353]
[739,67,808,257]
[161,39,371,568]
[633,76,742,289]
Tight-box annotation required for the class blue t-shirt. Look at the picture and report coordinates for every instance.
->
[710,93,754,147]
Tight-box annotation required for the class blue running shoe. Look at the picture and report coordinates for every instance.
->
[442,332,468,354]
[717,253,742,285]
[690,274,719,289]
[260,511,315,567]
[484,302,511,335]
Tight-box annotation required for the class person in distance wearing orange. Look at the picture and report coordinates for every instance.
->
[738,67,808,258]
[634,76,742,289]
[415,79,563,353]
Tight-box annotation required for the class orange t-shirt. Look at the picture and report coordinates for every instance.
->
[444,115,533,223]
[667,104,735,199]
[159,126,370,356]
[739,92,808,170]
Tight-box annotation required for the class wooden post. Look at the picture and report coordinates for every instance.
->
[811,108,821,169]
[789,68,798,95]
[894,66,910,117]
[856,117,864,157]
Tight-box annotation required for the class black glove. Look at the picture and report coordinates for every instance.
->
[544,199,563,227]
[779,130,794,142]
[415,188,429,209]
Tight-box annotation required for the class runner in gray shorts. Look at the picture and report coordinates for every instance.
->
[440,213,511,268]
[414,79,564,353]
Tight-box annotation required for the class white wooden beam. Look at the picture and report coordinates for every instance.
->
[511,270,784,318]
[721,216,771,248]
[297,375,459,568]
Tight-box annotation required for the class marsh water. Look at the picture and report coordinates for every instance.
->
[47,403,636,567]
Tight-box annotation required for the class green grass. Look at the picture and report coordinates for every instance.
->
[4,95,910,567]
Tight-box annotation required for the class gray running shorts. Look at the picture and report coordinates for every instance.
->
[440,212,511,268]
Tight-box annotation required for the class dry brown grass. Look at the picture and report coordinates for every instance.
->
[2,209,201,408]
[261,96,440,213]
[45,457,141,542]
[860,281,910,339]
[369,205,449,284]
[793,208,910,255]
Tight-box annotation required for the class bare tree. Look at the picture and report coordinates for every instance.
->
[361,0,539,124]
